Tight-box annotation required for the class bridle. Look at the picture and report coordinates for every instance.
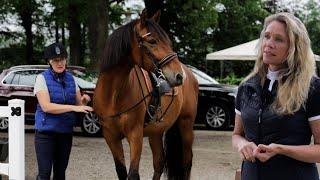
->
[134,28,177,76]
[134,28,177,122]
[99,26,177,122]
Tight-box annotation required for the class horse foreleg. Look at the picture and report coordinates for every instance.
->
[178,118,194,180]
[103,130,127,180]
[148,135,165,180]
[127,129,143,180]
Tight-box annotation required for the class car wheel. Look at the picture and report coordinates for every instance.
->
[205,102,230,130]
[80,112,102,136]
[0,117,8,131]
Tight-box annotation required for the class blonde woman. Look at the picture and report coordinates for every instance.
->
[232,13,320,180]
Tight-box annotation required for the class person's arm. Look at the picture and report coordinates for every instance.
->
[36,90,92,114]
[73,77,91,106]
[232,114,258,162]
[75,90,91,106]
[257,120,320,163]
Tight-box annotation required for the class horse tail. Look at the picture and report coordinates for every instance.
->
[164,121,184,179]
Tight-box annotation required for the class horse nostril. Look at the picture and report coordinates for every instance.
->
[175,73,183,85]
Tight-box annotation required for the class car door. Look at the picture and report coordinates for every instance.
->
[1,70,40,117]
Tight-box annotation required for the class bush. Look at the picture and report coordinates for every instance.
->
[216,73,244,85]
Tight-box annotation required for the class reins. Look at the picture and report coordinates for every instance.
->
[98,66,175,122]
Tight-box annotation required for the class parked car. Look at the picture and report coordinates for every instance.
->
[0,65,101,136]
[187,65,237,130]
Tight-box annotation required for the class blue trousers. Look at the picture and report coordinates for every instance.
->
[34,130,73,180]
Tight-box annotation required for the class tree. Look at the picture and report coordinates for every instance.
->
[2,0,42,64]
[87,0,108,69]
[87,0,126,69]
[155,0,219,69]
[208,0,269,77]
[301,0,320,55]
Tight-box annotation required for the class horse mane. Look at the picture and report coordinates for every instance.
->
[100,19,172,72]
[100,20,136,72]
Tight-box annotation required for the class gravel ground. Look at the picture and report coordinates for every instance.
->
[0,127,319,180]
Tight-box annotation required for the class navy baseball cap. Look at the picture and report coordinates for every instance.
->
[44,42,68,60]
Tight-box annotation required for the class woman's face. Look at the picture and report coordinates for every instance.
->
[49,57,66,73]
[262,20,290,71]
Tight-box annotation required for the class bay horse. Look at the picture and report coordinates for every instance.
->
[93,9,198,180]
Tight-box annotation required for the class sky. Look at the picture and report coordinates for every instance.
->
[124,0,145,9]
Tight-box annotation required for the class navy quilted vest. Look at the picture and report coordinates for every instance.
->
[35,69,76,133]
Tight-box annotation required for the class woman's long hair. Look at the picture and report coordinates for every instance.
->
[245,12,316,115]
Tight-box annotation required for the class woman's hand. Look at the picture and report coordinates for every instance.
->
[238,141,258,163]
[73,105,93,113]
[81,94,91,105]
[254,143,280,162]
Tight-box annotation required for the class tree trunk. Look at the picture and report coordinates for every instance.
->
[87,0,108,70]
[68,3,81,65]
[80,25,86,66]
[62,24,66,46]
[20,10,33,64]
[55,20,59,43]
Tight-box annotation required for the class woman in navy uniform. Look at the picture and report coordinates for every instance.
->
[232,13,320,180]
[34,42,93,180]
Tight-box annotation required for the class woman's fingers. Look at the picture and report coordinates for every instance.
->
[75,105,93,113]
[239,142,257,162]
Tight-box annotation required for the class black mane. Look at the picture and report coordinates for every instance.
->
[100,20,136,72]
[100,19,171,72]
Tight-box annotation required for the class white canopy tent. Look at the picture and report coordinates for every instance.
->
[206,39,320,61]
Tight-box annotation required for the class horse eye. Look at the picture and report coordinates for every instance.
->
[148,39,157,45]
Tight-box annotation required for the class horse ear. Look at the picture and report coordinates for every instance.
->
[151,10,161,24]
[140,9,148,28]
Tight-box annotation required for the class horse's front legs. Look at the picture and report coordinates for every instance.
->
[148,135,165,180]
[127,128,143,180]
[102,128,127,180]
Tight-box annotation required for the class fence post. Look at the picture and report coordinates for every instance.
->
[8,99,25,180]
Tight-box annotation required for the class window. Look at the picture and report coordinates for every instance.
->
[189,67,219,85]
[3,70,41,86]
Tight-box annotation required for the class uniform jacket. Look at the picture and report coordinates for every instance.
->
[236,75,320,180]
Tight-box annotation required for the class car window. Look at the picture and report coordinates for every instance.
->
[70,70,96,89]
[189,68,219,85]
[3,70,41,86]
[3,72,14,84]
[74,77,96,89]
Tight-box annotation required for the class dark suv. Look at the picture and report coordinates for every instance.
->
[0,65,101,136]
[188,65,237,130]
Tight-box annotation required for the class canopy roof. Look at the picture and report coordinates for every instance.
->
[206,39,320,61]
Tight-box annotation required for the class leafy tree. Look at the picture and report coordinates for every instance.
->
[1,0,44,64]
[155,0,219,69]
[207,0,269,77]
[303,0,320,55]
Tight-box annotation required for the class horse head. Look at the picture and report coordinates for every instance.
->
[131,9,184,87]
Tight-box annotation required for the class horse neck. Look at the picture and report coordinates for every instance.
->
[106,63,133,91]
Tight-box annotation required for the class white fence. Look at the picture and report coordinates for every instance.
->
[0,99,25,180]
